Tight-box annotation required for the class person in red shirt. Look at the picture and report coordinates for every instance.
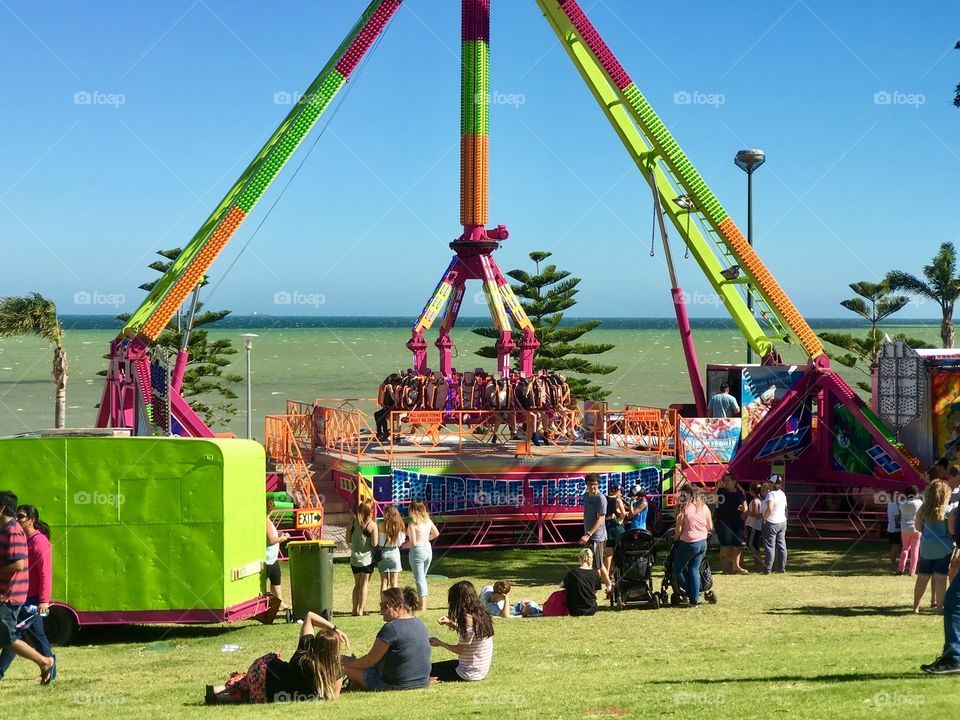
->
[0,491,54,684]
[0,504,54,680]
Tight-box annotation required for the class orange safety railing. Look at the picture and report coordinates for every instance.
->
[613,405,678,453]
[284,400,316,451]
[314,404,386,461]
[309,403,679,460]
[264,414,324,539]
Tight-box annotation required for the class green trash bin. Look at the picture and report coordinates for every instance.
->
[287,540,335,619]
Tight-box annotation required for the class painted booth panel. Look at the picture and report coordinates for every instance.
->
[0,437,263,616]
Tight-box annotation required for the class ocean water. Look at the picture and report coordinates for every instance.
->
[0,317,944,437]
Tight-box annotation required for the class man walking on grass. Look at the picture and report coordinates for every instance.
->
[0,491,54,683]
[579,474,611,594]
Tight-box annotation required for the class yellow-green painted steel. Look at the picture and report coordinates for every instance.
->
[122,0,391,340]
[536,0,809,359]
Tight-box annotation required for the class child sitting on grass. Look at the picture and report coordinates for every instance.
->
[430,581,494,682]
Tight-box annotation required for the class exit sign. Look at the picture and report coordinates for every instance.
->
[295,508,323,529]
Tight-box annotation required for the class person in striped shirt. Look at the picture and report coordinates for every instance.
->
[0,491,54,684]
[429,582,494,682]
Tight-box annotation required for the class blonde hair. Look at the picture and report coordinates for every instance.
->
[578,547,593,566]
[919,480,951,523]
[297,629,342,701]
[382,505,404,546]
[408,501,430,525]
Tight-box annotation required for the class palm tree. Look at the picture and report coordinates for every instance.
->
[0,293,68,428]
[820,281,913,393]
[886,242,960,348]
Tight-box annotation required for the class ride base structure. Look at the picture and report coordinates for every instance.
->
[4,0,925,598]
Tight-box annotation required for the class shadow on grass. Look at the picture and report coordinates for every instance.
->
[766,605,917,617]
[431,540,896,584]
[646,671,919,685]
[76,622,243,646]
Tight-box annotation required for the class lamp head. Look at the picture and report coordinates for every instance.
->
[239,333,259,350]
[720,265,741,281]
[735,149,766,173]
[672,194,695,210]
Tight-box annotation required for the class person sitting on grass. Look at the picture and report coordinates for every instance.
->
[206,611,347,704]
[479,580,511,618]
[341,587,431,691]
[563,547,601,617]
[430,581,495,682]
[913,480,956,614]
[478,582,542,617]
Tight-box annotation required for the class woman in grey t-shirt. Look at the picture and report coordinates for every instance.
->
[341,587,431,691]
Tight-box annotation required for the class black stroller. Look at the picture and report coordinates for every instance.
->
[610,529,660,610]
[659,535,717,606]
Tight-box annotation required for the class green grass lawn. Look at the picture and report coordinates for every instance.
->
[11,541,958,719]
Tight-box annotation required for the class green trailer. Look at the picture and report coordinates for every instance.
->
[0,435,270,643]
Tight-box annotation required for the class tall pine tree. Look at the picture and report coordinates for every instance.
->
[473,251,616,400]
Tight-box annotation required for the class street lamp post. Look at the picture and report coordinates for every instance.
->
[734,148,765,364]
[239,333,259,440]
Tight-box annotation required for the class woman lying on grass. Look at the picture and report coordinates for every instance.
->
[205,611,348,704]
[430,581,494,682]
[341,587,431,691]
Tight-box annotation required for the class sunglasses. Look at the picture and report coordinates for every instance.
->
[15,514,27,521]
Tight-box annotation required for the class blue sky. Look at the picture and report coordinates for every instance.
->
[1,0,958,320]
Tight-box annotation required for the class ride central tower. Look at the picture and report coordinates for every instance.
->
[407,0,539,377]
